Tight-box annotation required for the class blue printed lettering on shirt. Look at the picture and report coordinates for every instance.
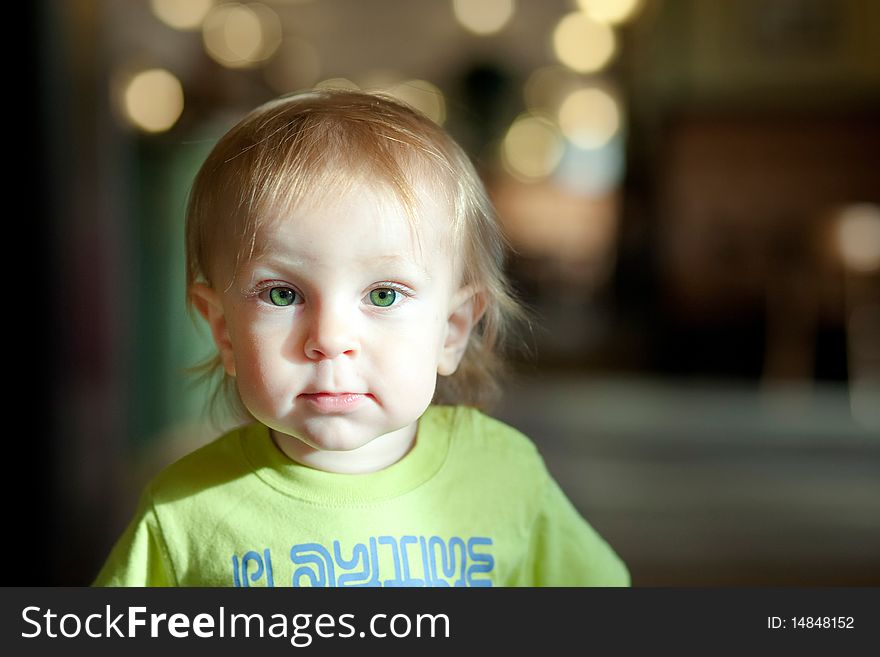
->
[231,536,494,587]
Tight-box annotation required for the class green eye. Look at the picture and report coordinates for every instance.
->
[268,287,297,306]
[369,288,397,307]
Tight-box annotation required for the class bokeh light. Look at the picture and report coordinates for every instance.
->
[501,113,565,181]
[452,0,515,36]
[359,69,404,91]
[314,77,360,91]
[836,203,880,273]
[202,2,282,69]
[555,135,625,196]
[122,68,184,134]
[150,0,215,31]
[552,11,617,73]
[387,79,447,124]
[557,87,621,149]
[576,0,644,26]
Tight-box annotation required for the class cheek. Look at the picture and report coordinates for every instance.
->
[230,326,295,395]
[375,355,438,417]
[380,314,445,359]
[371,324,444,390]
[231,312,297,361]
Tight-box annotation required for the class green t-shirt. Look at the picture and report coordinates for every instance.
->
[94,405,629,587]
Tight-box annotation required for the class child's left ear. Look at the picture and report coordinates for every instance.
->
[438,286,487,376]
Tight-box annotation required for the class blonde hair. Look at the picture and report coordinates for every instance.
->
[185,89,524,420]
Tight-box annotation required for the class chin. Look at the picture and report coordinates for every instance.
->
[305,434,373,452]
[294,421,379,453]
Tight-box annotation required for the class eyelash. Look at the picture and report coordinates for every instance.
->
[367,282,413,307]
[250,282,303,307]
[249,281,414,308]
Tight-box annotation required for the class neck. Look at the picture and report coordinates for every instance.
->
[270,423,418,474]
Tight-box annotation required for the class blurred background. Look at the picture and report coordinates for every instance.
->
[23,0,879,585]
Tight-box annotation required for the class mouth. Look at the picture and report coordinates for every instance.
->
[298,392,371,413]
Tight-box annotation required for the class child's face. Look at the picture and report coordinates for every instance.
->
[192,180,479,471]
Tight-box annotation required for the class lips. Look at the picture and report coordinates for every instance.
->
[298,392,370,413]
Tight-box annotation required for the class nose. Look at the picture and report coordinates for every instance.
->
[303,303,359,360]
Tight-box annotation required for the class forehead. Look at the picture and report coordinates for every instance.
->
[249,179,455,274]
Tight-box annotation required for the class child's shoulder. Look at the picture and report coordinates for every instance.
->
[428,405,556,511]
[429,404,545,468]
[144,423,256,503]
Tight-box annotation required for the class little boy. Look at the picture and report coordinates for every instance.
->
[94,89,629,587]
